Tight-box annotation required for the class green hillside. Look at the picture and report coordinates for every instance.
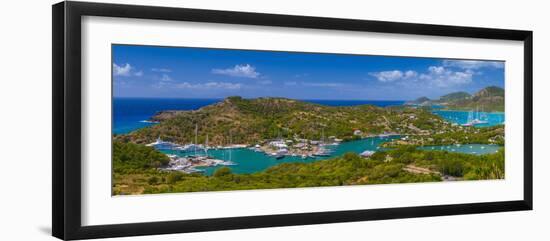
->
[115,96,450,146]
[439,91,471,102]
[444,86,504,111]
[113,147,504,195]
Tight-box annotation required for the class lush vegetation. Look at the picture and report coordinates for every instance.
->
[428,125,504,145]
[439,91,471,102]
[383,125,505,147]
[115,96,451,146]
[112,147,504,195]
[371,146,504,179]
[112,141,170,174]
[111,85,506,195]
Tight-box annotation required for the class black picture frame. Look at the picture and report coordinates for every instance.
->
[52,1,533,240]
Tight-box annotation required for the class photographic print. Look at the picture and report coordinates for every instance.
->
[112,44,505,195]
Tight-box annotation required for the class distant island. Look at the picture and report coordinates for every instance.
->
[405,86,504,112]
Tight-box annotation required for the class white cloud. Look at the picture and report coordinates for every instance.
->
[404,70,418,79]
[370,70,418,82]
[113,63,132,76]
[420,66,473,87]
[371,66,473,88]
[151,68,172,73]
[442,60,504,69]
[212,64,260,78]
[428,66,445,75]
[174,81,242,90]
[113,63,143,77]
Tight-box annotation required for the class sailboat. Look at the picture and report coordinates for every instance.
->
[471,106,489,125]
[314,128,332,156]
[176,123,204,154]
[462,106,488,126]
[462,110,474,127]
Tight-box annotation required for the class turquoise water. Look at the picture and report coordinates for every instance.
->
[417,144,501,155]
[161,137,502,175]
[432,110,505,127]
[162,136,400,175]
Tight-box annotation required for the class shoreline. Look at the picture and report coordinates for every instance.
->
[154,135,404,174]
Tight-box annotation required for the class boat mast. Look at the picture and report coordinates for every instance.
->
[222,136,226,160]
[229,131,232,162]
[204,134,209,156]
[194,123,198,156]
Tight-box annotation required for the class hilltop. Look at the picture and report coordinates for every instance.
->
[443,86,504,111]
[406,86,504,112]
[439,91,471,102]
[115,96,451,146]
[405,97,431,106]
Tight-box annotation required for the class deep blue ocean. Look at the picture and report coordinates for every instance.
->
[113,98,221,134]
[113,98,405,134]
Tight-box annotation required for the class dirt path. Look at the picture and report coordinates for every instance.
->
[403,164,440,175]
[403,164,462,181]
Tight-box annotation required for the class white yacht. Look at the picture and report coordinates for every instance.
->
[146,136,178,150]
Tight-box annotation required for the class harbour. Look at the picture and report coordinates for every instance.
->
[157,135,400,175]
[150,134,501,176]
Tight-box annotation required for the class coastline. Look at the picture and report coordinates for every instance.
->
[113,96,505,177]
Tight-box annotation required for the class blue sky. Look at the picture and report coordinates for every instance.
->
[112,45,504,100]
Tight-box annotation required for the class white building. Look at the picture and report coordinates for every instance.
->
[269,140,288,148]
